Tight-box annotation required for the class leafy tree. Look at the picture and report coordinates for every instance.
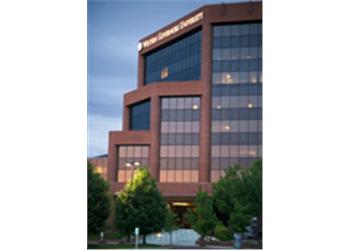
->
[213,160,262,238]
[88,162,111,235]
[186,191,217,246]
[115,167,167,244]
[214,222,231,241]
[164,205,179,246]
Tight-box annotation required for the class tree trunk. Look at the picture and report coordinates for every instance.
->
[142,234,146,245]
[199,235,205,247]
[127,233,130,243]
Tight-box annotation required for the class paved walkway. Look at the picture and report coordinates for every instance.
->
[89,228,261,249]
[146,229,200,246]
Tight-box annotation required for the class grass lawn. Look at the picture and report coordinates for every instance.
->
[87,243,162,249]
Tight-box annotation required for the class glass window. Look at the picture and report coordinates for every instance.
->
[144,30,202,84]
[160,96,201,181]
[130,100,150,130]
[117,145,150,182]
[211,22,262,180]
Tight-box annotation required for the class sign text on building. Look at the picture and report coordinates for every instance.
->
[140,12,203,50]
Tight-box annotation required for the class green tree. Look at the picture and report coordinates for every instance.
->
[115,167,167,244]
[164,205,179,246]
[213,160,262,238]
[88,161,111,235]
[186,192,217,246]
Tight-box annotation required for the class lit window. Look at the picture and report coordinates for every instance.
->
[192,104,199,110]
[161,67,169,79]
[222,73,233,84]
[248,103,253,108]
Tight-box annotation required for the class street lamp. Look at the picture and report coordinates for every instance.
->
[125,161,141,181]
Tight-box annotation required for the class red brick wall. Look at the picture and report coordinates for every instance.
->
[107,2,262,197]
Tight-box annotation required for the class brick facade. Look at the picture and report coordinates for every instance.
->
[107,2,262,200]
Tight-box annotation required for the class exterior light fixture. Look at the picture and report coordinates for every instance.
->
[192,104,199,110]
[125,161,141,181]
[216,105,222,109]
[172,202,192,206]
[248,103,253,108]
[224,125,231,131]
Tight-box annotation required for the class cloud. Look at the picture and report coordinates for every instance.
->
[88,114,122,157]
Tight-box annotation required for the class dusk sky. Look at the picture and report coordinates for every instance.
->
[88,0,246,157]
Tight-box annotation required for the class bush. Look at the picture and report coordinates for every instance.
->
[214,223,231,241]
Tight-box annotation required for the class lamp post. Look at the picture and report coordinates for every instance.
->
[125,161,140,181]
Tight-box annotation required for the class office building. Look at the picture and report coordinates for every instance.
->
[107,2,262,208]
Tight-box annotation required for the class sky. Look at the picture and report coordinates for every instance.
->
[87,0,248,157]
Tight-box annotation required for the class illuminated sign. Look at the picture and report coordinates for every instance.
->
[140,12,203,50]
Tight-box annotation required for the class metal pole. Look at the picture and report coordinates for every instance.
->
[135,234,138,250]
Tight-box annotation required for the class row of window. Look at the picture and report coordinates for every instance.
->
[145,31,201,65]
[213,71,262,84]
[212,95,262,109]
[118,158,149,170]
[161,121,200,133]
[161,97,200,110]
[146,46,200,73]
[212,84,262,96]
[160,158,199,169]
[159,170,198,183]
[213,59,262,72]
[211,132,262,145]
[211,145,262,157]
[213,47,262,61]
[211,157,261,169]
[129,100,151,130]
[144,30,202,84]
[212,107,262,121]
[118,145,149,158]
[213,35,262,49]
[160,145,199,158]
[146,53,200,76]
[212,120,262,133]
[145,65,200,83]
[161,133,199,145]
[213,23,262,37]
[161,109,200,121]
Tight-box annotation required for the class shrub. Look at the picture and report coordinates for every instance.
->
[214,223,231,241]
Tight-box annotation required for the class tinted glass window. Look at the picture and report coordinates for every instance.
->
[130,100,150,130]
[144,30,202,84]
[211,22,262,182]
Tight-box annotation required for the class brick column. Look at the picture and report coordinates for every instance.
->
[149,95,160,180]
[107,132,117,183]
[122,99,130,131]
[199,18,212,183]
[137,53,144,88]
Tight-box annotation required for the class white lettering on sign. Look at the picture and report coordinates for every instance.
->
[141,12,203,50]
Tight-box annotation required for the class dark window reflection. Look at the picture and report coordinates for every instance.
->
[144,30,202,84]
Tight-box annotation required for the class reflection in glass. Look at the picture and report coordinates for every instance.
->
[211,22,262,182]
[160,96,201,183]
[117,145,150,182]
